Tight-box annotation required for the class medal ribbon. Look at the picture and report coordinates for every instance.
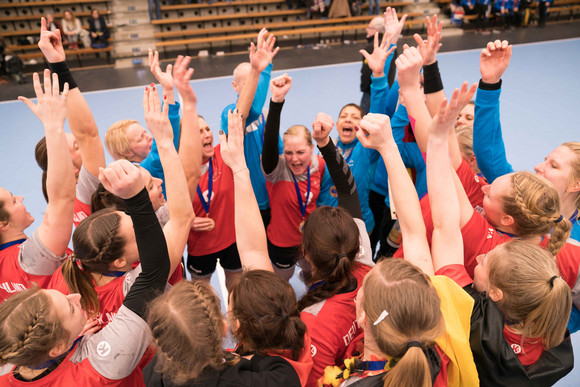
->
[290,165,311,219]
[196,157,213,215]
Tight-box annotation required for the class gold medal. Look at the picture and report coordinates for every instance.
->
[298,218,305,233]
[206,215,215,231]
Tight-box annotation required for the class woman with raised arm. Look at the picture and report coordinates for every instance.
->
[261,74,326,281]
[427,88,573,386]
[0,71,75,303]
[185,30,277,291]
[49,82,194,328]
[0,159,172,386]
[143,110,311,387]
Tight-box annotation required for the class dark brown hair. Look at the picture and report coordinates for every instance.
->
[62,208,125,315]
[91,183,126,213]
[230,270,305,360]
[338,103,364,119]
[34,137,49,203]
[298,206,360,311]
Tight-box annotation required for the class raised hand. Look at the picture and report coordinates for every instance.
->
[312,112,334,147]
[413,14,443,66]
[270,73,292,103]
[250,28,280,73]
[355,113,394,151]
[18,70,69,129]
[172,55,197,105]
[98,160,144,199]
[480,40,512,84]
[395,45,423,90]
[149,49,175,103]
[359,32,396,78]
[143,85,172,142]
[430,81,477,138]
[38,17,65,63]
[219,109,246,170]
[384,7,407,45]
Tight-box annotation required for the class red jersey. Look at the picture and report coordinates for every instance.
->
[187,145,236,256]
[73,198,92,227]
[0,233,65,303]
[301,263,370,386]
[266,155,325,247]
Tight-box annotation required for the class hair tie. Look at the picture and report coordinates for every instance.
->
[406,341,422,350]
[554,215,564,224]
[549,275,559,288]
[337,253,348,259]
[68,253,77,262]
[373,310,389,326]
[282,313,290,320]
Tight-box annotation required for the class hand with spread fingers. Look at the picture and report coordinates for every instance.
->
[250,28,280,73]
[383,6,407,46]
[219,109,246,171]
[480,40,512,84]
[18,69,69,129]
[143,85,172,144]
[359,31,396,78]
[148,48,175,103]
[413,14,443,66]
[172,55,197,105]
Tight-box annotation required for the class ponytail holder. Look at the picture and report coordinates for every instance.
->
[406,341,422,350]
[549,275,559,287]
[337,253,348,259]
[68,253,77,262]
[282,313,290,320]
[554,215,564,224]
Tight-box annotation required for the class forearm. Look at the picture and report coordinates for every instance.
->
[44,123,76,216]
[233,167,273,272]
[262,99,283,174]
[248,63,272,120]
[399,88,432,153]
[178,104,202,200]
[236,68,261,123]
[317,141,362,219]
[423,61,445,118]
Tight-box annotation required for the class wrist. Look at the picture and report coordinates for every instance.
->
[372,71,385,78]
[423,61,443,94]
[479,79,502,90]
[315,137,330,147]
[271,96,285,103]
[48,61,78,91]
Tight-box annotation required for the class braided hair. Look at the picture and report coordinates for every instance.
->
[61,208,125,315]
[0,286,69,368]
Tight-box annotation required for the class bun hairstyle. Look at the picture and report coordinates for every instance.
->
[298,206,360,311]
[487,240,571,350]
[230,270,305,360]
[503,172,571,255]
[362,259,444,387]
[147,281,236,385]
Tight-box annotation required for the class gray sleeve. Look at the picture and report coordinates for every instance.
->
[19,230,67,276]
[155,204,170,228]
[76,166,100,205]
[263,155,287,182]
[0,363,13,376]
[354,218,374,268]
[71,305,152,380]
[122,264,172,297]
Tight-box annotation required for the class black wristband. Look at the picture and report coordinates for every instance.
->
[47,61,78,91]
[478,79,502,90]
[422,61,443,94]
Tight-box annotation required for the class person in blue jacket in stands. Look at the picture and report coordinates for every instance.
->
[473,39,580,331]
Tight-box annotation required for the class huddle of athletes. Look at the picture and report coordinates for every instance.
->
[1,7,579,387]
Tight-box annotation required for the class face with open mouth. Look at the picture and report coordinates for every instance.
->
[198,117,215,161]
[283,135,313,176]
[337,105,362,145]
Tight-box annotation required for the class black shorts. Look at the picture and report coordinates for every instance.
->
[267,239,300,270]
[187,243,242,277]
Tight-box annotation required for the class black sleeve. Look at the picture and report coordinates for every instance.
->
[317,141,363,220]
[262,99,284,175]
[122,188,170,318]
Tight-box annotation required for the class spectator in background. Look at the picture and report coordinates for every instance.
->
[62,10,90,49]
[368,0,381,15]
[45,13,65,41]
[88,9,110,48]
[538,0,553,27]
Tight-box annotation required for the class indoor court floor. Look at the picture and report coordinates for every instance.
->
[1,34,579,385]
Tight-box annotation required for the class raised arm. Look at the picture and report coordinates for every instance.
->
[220,110,273,272]
[236,28,279,124]
[173,55,202,201]
[19,71,75,256]
[427,90,466,272]
[413,14,445,117]
[473,40,514,182]
[356,113,433,275]
[262,74,292,174]
[38,17,106,179]
[312,112,363,220]
[148,49,175,105]
[143,85,194,277]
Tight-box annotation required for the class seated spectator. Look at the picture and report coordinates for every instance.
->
[61,10,90,49]
[88,9,110,48]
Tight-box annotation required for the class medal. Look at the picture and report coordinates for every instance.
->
[291,166,311,234]
[196,158,214,227]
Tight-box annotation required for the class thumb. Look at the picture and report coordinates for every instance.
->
[355,126,369,147]
[359,49,371,62]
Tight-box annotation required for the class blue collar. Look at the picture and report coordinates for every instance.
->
[0,238,26,251]
[30,336,83,370]
[101,270,126,278]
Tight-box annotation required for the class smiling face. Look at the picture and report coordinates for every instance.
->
[480,173,513,229]
[139,167,165,211]
[0,187,34,233]
[337,105,363,145]
[534,145,579,197]
[44,289,87,352]
[198,117,215,162]
[125,123,153,162]
[283,134,313,176]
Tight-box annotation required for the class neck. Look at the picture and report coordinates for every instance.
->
[560,193,578,220]
[17,366,48,381]
[202,156,210,164]
[362,332,388,361]
[1,230,27,246]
